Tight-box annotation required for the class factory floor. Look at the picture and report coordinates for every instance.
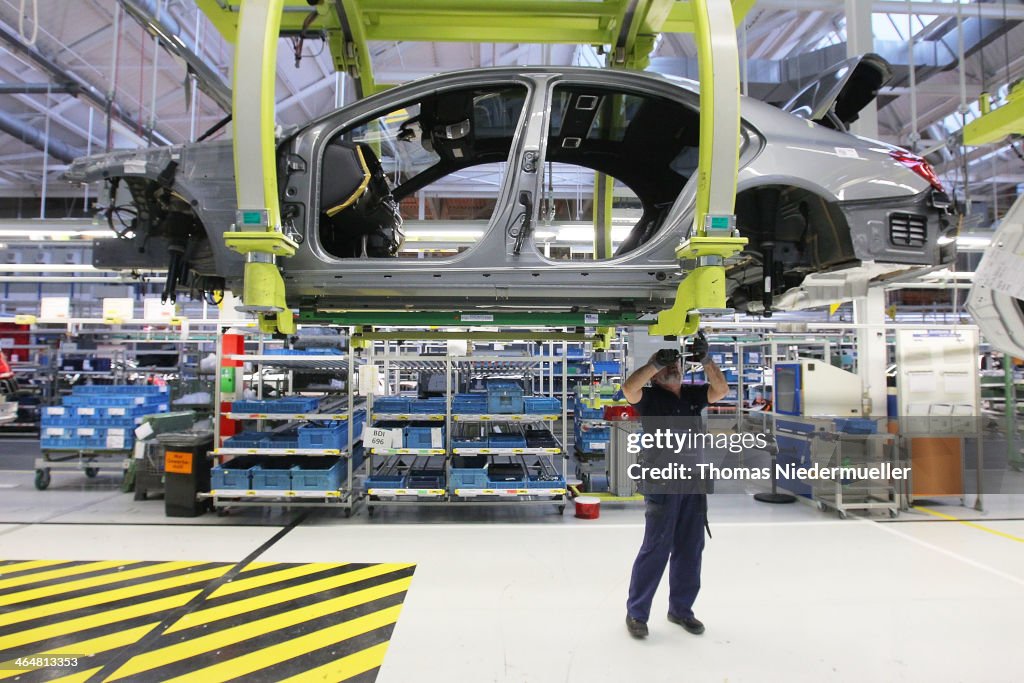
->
[2,438,1024,682]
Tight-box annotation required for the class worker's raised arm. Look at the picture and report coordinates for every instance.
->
[702,358,730,404]
[622,349,679,404]
[687,331,729,404]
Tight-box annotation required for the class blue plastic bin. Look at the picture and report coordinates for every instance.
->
[65,395,168,408]
[223,431,269,449]
[527,475,566,489]
[486,381,524,414]
[264,347,342,356]
[524,397,561,414]
[211,455,262,489]
[365,475,406,491]
[452,394,487,414]
[297,421,351,450]
[404,426,441,449]
[574,423,609,454]
[488,433,528,448]
[835,418,877,434]
[374,396,411,413]
[72,385,167,395]
[250,464,292,490]
[409,398,446,414]
[230,397,321,414]
[592,361,621,375]
[449,468,488,490]
[263,430,301,450]
[290,457,345,490]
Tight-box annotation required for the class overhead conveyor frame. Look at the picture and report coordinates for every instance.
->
[219,0,746,337]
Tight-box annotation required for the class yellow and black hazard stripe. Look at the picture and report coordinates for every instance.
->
[0,559,415,683]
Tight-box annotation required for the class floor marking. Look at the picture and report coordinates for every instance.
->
[0,560,149,592]
[0,623,159,682]
[107,577,411,681]
[0,591,201,652]
[0,564,233,630]
[912,505,1024,543]
[864,517,1024,589]
[0,560,414,683]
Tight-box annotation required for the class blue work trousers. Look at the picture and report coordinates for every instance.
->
[626,493,707,623]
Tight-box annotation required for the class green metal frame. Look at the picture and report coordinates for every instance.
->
[213,0,748,336]
[300,310,646,327]
[963,82,1024,146]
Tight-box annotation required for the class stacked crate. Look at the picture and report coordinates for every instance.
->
[41,386,170,451]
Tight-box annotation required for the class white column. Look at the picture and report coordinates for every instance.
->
[854,287,888,416]
[848,0,887,416]
[845,0,879,138]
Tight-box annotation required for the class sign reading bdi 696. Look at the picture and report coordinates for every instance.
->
[366,427,400,451]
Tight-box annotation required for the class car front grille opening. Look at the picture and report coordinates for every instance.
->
[889,213,928,247]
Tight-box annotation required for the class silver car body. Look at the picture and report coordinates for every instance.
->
[66,63,954,315]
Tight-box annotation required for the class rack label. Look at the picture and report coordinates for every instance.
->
[165,450,192,474]
[367,427,400,451]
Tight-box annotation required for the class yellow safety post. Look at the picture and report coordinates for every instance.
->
[225,0,296,335]
[649,0,745,337]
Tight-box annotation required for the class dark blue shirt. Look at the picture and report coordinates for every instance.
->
[630,383,711,496]
[632,383,709,426]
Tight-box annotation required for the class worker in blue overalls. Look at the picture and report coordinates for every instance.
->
[620,332,729,638]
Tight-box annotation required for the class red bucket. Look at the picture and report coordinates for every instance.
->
[574,496,601,520]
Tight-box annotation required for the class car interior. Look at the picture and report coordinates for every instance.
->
[316,84,701,260]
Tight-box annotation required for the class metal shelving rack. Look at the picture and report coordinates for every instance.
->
[364,348,569,514]
[208,327,361,515]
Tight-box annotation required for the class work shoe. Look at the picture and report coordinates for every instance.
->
[667,613,705,635]
[626,616,649,638]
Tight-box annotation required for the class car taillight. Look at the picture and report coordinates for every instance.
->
[890,150,944,192]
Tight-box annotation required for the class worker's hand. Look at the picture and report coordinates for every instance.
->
[687,331,710,364]
[652,348,681,370]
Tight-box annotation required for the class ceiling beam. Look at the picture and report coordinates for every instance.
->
[0,110,82,164]
[754,0,1024,22]
[119,0,233,112]
[0,20,173,147]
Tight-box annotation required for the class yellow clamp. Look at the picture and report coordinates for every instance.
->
[649,235,747,337]
[350,326,372,350]
[242,261,295,335]
[223,231,298,257]
[592,326,615,351]
[225,231,298,335]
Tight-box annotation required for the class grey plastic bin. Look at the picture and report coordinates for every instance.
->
[158,431,214,517]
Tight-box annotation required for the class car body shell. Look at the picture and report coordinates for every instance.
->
[66,65,953,315]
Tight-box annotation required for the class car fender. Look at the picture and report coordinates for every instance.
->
[968,194,1024,358]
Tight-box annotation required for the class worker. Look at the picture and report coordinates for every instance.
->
[620,331,729,639]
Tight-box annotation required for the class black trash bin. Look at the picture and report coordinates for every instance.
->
[158,431,214,517]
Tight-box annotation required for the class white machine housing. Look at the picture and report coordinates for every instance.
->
[774,358,862,416]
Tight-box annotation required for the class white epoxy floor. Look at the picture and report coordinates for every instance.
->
[1,469,1024,682]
